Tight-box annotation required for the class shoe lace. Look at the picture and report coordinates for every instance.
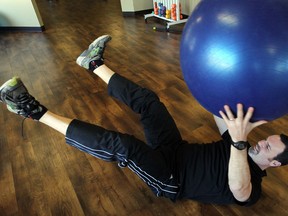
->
[17,93,40,116]
[18,92,37,104]
[21,117,27,138]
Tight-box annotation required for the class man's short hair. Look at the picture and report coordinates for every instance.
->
[273,134,288,166]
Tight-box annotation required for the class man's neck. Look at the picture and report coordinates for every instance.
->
[248,155,268,170]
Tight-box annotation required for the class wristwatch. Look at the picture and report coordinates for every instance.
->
[231,141,248,150]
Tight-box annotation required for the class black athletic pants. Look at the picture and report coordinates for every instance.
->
[65,74,182,200]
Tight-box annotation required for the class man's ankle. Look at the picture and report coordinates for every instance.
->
[29,105,48,120]
[89,58,104,71]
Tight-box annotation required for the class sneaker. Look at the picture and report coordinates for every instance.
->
[76,35,112,71]
[0,77,47,120]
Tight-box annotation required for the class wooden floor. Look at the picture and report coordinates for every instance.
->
[1,0,288,215]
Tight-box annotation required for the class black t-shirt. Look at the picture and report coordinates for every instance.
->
[175,131,267,206]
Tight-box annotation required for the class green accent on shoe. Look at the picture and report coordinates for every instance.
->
[8,77,18,87]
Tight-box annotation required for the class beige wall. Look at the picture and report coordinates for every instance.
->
[120,0,153,12]
[0,0,43,27]
[182,0,201,15]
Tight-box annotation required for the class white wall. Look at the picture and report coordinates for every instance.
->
[0,0,44,27]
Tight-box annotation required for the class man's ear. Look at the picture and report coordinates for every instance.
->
[270,160,282,167]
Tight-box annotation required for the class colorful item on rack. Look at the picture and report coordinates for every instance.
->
[153,0,183,21]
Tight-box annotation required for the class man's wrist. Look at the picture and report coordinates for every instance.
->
[231,141,248,150]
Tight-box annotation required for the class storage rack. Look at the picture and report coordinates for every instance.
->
[144,0,188,31]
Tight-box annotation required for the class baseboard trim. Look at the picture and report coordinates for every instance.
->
[123,11,189,20]
[122,9,153,17]
[0,26,45,32]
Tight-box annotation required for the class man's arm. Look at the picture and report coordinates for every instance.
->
[219,104,267,202]
[228,144,252,201]
[214,114,251,201]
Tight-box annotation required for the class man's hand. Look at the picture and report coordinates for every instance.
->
[219,103,267,142]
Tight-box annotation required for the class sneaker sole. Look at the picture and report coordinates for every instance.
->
[0,77,18,102]
[76,35,112,67]
[0,79,13,91]
[89,35,111,49]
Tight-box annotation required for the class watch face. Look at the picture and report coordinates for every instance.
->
[239,143,245,149]
[233,141,247,150]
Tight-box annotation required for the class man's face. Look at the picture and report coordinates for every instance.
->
[248,135,286,169]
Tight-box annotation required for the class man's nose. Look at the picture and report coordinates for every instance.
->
[258,140,267,148]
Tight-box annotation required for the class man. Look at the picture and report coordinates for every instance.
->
[1,35,287,206]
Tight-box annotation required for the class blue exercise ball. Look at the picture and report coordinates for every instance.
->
[180,0,288,121]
